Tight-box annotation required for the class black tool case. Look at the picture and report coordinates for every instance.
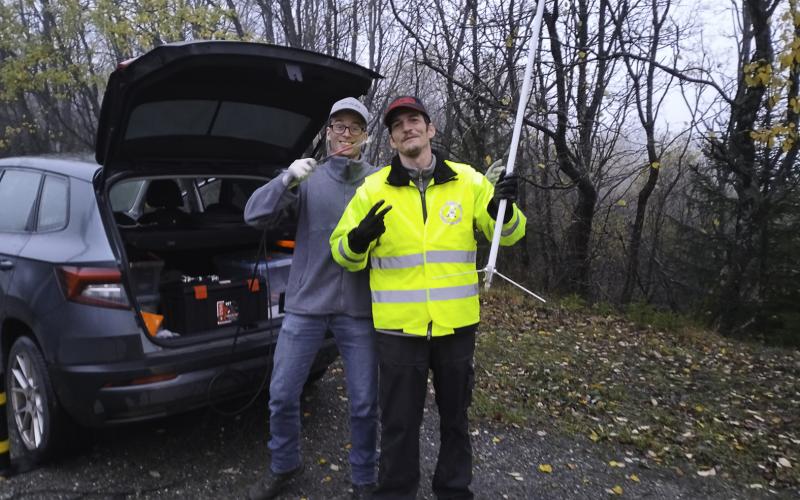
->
[160,277,268,334]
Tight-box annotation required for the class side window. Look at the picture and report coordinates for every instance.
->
[37,175,69,232]
[0,169,42,232]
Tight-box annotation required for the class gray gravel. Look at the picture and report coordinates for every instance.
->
[0,361,771,499]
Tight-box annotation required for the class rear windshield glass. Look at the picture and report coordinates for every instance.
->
[124,100,310,148]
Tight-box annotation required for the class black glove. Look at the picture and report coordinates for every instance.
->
[488,171,518,223]
[348,200,393,253]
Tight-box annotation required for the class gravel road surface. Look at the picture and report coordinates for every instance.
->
[0,361,761,499]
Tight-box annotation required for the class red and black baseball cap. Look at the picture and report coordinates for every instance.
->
[384,96,430,127]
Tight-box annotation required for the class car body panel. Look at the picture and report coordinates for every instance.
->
[0,231,28,371]
[52,336,337,425]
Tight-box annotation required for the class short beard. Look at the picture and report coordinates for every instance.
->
[402,143,423,158]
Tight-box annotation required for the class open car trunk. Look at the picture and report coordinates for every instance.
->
[110,174,291,342]
[93,40,379,343]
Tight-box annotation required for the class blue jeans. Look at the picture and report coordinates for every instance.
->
[268,312,378,485]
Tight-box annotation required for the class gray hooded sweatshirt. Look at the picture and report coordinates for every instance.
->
[244,156,376,317]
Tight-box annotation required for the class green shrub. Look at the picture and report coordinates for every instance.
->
[625,302,694,331]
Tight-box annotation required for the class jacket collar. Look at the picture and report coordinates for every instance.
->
[386,150,458,187]
[324,155,373,184]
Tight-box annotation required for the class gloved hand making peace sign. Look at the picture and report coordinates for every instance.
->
[348,200,393,253]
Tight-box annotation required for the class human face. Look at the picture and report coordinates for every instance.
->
[327,110,368,159]
[388,110,435,160]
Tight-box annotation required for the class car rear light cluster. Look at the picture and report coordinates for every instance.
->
[57,266,130,309]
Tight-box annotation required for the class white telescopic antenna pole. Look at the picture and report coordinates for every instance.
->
[484,0,547,290]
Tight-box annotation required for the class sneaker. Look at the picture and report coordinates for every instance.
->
[351,482,376,500]
[247,464,304,500]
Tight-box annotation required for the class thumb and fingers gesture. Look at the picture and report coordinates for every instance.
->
[348,200,393,253]
[365,199,393,221]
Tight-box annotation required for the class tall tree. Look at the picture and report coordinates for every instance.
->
[700,0,800,335]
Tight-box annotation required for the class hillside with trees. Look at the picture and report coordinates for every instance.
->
[1,0,797,343]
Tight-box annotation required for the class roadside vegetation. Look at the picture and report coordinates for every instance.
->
[473,288,800,493]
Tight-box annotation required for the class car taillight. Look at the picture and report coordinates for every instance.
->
[57,266,130,309]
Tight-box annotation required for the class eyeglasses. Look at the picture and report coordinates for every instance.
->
[329,123,365,135]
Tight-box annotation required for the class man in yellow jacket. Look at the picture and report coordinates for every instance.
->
[330,96,526,499]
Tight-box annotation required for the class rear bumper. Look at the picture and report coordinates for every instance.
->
[51,335,339,426]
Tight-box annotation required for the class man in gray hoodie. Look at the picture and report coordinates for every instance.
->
[244,98,377,500]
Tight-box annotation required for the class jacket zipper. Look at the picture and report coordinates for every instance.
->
[416,178,428,222]
[416,178,432,341]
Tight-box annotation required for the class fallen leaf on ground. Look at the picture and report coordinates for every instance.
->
[538,464,553,473]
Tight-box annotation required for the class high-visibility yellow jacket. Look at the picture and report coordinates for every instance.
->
[330,155,526,337]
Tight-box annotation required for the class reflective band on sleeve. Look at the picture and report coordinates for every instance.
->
[429,283,479,301]
[372,289,428,303]
[426,250,476,264]
[0,391,5,405]
[371,253,424,269]
[338,239,362,263]
[0,440,8,454]
[501,213,520,237]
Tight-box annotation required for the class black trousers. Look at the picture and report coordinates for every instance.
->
[373,326,476,500]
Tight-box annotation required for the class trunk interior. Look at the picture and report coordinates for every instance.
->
[109,175,293,341]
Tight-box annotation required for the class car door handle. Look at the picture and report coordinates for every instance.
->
[0,259,14,271]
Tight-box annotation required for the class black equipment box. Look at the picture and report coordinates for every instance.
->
[160,277,268,334]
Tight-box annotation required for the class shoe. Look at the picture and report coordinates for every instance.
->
[247,464,304,500]
[351,482,376,500]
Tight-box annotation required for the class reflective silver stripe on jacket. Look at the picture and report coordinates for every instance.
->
[429,283,479,300]
[370,253,424,269]
[425,250,476,264]
[501,213,520,237]
[338,239,362,263]
[372,283,478,303]
[371,289,427,303]
[371,250,475,269]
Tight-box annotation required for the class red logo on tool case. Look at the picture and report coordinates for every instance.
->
[216,300,239,325]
